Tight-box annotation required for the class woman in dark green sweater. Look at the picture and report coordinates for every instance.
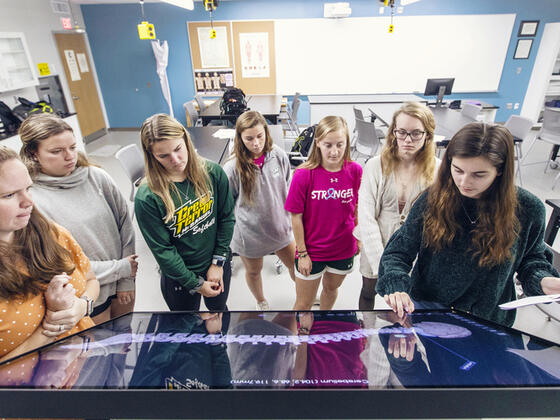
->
[377,122,560,326]
[135,114,234,311]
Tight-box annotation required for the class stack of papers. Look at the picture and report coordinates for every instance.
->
[499,294,560,310]
[212,129,235,139]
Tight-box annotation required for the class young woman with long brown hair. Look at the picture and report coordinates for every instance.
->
[223,110,295,310]
[285,116,362,311]
[18,113,136,324]
[357,102,440,310]
[135,114,235,311]
[0,147,98,361]
[376,122,560,326]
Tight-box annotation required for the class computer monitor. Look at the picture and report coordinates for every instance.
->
[424,78,455,106]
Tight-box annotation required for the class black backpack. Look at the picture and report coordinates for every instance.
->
[289,124,316,166]
[0,101,23,135]
[220,88,247,122]
[12,97,55,121]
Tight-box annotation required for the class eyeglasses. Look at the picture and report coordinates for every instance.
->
[393,128,426,142]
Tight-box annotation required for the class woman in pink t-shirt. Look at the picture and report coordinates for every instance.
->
[285,116,362,310]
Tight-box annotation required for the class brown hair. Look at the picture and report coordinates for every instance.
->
[299,116,352,170]
[18,113,91,178]
[140,113,211,223]
[232,110,273,204]
[423,122,519,267]
[381,102,437,184]
[0,147,75,299]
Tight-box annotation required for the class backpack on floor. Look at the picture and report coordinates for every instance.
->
[220,88,248,121]
[0,100,23,135]
[289,124,316,166]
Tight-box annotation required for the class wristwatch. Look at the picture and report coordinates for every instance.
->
[80,295,94,317]
[212,255,226,267]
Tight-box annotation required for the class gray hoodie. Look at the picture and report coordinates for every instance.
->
[223,145,293,258]
[31,165,135,309]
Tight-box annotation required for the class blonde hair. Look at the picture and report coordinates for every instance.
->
[18,113,90,178]
[140,113,211,223]
[299,116,352,170]
[380,102,437,185]
[232,110,273,204]
[0,147,75,299]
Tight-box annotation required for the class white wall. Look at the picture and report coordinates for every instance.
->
[0,0,86,111]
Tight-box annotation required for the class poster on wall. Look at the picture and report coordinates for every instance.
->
[198,27,229,68]
[63,49,81,81]
[76,53,89,73]
[239,32,269,78]
[194,68,233,95]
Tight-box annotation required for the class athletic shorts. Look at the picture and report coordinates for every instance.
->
[294,256,354,280]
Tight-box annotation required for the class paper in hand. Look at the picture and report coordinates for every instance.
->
[499,294,560,310]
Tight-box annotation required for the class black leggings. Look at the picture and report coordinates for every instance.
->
[160,258,231,311]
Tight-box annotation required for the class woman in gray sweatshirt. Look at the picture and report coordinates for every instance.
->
[223,111,295,310]
[19,114,136,324]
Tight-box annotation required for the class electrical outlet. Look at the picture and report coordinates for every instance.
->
[397,6,403,13]
[514,103,519,110]
[379,6,384,14]
[516,67,522,74]
[506,103,513,109]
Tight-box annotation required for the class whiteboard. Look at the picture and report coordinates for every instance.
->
[275,14,515,95]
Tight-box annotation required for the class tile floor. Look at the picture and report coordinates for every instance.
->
[85,127,560,343]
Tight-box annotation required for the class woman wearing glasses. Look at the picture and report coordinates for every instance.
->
[357,102,440,310]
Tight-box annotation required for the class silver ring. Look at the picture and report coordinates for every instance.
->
[59,324,64,332]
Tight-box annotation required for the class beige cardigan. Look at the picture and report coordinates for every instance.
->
[356,155,440,278]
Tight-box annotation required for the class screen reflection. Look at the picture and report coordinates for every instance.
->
[0,310,559,389]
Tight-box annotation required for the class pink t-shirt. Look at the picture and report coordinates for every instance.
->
[253,154,265,169]
[285,161,362,261]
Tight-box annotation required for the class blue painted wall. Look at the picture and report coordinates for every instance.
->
[82,0,560,127]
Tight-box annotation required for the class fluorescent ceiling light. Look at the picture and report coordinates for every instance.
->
[160,0,194,10]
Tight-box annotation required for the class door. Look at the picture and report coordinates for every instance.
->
[54,32,106,142]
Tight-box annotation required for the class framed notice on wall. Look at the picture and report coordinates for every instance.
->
[514,38,533,59]
[239,32,270,78]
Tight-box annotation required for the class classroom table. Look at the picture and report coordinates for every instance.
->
[308,94,426,133]
[199,94,282,126]
[1,308,559,419]
[187,126,232,164]
[188,125,284,164]
[368,104,477,145]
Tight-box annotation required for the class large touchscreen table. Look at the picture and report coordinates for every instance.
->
[1,309,559,418]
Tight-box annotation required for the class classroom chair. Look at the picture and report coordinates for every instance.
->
[183,101,203,127]
[279,92,302,138]
[351,118,382,163]
[504,114,534,186]
[194,94,208,111]
[461,103,482,120]
[115,144,145,218]
[522,107,560,188]
[352,106,386,145]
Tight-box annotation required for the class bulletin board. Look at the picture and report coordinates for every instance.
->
[187,21,234,95]
[274,14,516,95]
[232,20,276,94]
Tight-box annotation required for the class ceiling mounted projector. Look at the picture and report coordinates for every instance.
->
[324,2,351,18]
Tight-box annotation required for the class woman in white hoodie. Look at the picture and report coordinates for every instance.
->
[19,113,137,323]
[223,111,295,310]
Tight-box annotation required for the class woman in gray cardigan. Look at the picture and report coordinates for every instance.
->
[223,111,295,310]
[19,114,137,324]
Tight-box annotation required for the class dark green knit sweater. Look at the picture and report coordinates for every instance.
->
[377,188,558,326]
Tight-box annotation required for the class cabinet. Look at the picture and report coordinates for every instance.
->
[0,32,38,92]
